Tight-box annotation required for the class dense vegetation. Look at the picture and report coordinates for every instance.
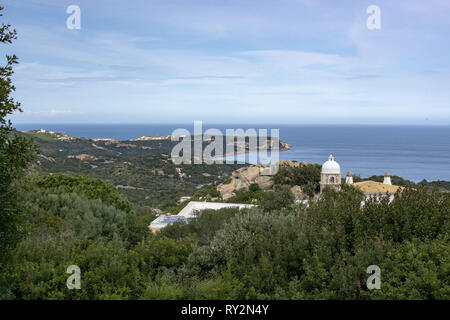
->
[20,130,246,208]
[1,175,448,299]
[0,6,36,284]
[273,163,322,197]
[179,186,449,299]
[354,174,450,192]
[423,180,450,192]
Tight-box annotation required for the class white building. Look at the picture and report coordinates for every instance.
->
[149,201,254,233]
[320,154,342,193]
[320,154,399,195]
[383,172,392,185]
[149,214,189,233]
[345,171,354,184]
[178,201,254,218]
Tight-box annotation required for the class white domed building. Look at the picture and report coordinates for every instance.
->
[320,154,342,193]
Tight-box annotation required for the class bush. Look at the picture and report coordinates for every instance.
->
[20,174,150,245]
[184,185,450,299]
[36,174,133,213]
[1,235,196,300]
[259,185,294,212]
[273,164,321,197]
[158,207,241,246]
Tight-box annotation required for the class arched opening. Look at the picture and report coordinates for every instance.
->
[329,176,335,184]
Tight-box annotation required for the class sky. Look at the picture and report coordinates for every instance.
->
[2,0,450,124]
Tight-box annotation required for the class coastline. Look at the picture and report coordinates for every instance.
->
[17,124,450,182]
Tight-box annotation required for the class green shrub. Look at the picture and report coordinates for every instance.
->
[36,174,133,213]
[273,164,321,197]
[184,185,449,299]
[259,185,294,212]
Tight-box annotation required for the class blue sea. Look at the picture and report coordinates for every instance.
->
[15,123,450,182]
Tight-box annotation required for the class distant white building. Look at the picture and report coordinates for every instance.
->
[383,172,392,185]
[345,171,354,184]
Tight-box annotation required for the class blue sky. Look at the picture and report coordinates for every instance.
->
[3,0,450,124]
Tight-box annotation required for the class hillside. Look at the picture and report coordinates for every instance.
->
[20,129,291,207]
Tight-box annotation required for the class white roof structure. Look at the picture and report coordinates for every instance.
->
[149,215,189,232]
[178,201,255,218]
[148,201,255,232]
[321,154,341,174]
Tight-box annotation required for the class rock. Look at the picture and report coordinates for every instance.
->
[280,141,292,151]
[255,176,274,190]
[244,166,261,182]
[290,185,308,200]
[278,159,310,168]
[260,166,278,176]
[67,154,98,161]
[116,185,145,190]
[218,164,274,198]
[38,154,56,162]
[217,160,311,199]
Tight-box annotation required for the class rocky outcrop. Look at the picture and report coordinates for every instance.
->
[67,154,98,161]
[290,185,308,200]
[279,140,292,151]
[37,154,56,162]
[217,160,310,200]
[217,165,273,200]
[278,159,309,168]
[255,175,274,190]
[116,185,145,190]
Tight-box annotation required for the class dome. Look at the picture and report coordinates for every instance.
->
[321,154,341,174]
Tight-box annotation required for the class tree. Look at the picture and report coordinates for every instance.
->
[0,6,36,274]
[184,185,449,299]
[259,185,294,212]
[273,164,321,197]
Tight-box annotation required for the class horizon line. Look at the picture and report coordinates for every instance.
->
[13,122,450,127]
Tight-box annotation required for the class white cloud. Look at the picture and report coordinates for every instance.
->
[5,0,450,124]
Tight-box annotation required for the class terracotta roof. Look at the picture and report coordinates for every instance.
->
[354,180,402,194]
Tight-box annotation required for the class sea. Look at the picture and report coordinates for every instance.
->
[15,123,450,182]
